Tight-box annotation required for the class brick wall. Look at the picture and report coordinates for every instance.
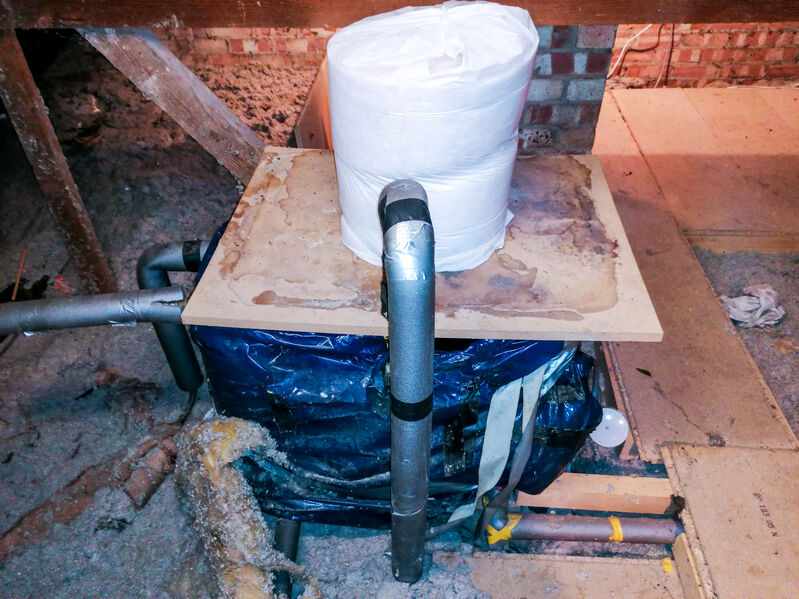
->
[609,23,799,87]
[518,25,615,154]
[159,27,330,67]
[160,24,616,154]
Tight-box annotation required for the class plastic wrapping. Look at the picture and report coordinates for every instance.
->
[327,1,539,271]
[190,228,600,528]
[191,324,602,527]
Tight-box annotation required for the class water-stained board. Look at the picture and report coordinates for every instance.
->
[183,147,661,341]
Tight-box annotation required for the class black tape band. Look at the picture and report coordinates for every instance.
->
[378,197,432,233]
[182,240,204,272]
[391,394,433,421]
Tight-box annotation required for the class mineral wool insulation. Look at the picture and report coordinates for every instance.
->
[327,1,539,271]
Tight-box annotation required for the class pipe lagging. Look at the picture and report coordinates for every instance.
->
[488,513,684,545]
[0,287,184,336]
[272,518,301,598]
[137,241,209,392]
[136,240,211,290]
[380,179,435,584]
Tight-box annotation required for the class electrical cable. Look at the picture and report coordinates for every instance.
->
[655,24,677,88]
[607,24,653,78]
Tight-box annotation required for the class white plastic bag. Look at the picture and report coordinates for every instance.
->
[327,1,539,271]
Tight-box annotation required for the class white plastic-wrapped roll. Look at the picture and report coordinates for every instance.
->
[327,1,539,272]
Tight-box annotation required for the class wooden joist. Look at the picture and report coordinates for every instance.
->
[3,0,799,28]
[516,472,674,515]
[80,28,264,184]
[0,29,116,294]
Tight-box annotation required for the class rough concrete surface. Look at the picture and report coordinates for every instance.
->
[0,35,794,598]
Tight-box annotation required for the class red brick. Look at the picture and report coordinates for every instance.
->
[550,51,574,75]
[757,31,781,46]
[523,104,554,125]
[551,26,574,49]
[274,38,288,53]
[257,38,274,53]
[676,48,701,63]
[227,38,244,53]
[776,31,795,46]
[765,64,799,77]
[205,27,252,39]
[721,63,753,78]
[669,64,715,79]
[192,39,227,54]
[207,53,240,66]
[586,51,611,74]
[701,48,735,63]
[286,38,313,53]
[680,32,729,48]
[577,25,616,49]
[579,103,602,124]
[679,33,704,47]
[765,47,798,62]
[313,37,329,52]
[558,125,596,150]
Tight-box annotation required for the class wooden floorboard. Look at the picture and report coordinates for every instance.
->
[593,96,798,462]
[755,88,799,135]
[434,552,685,598]
[663,445,799,599]
[611,89,799,237]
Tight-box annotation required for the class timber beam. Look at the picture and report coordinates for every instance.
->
[2,1,798,29]
[0,29,116,294]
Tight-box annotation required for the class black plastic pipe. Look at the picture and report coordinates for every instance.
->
[136,241,209,391]
[272,518,301,597]
[489,513,683,545]
[379,180,435,583]
[0,287,185,336]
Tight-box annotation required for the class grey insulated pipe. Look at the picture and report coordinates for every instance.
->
[379,179,435,583]
[137,241,209,392]
[0,287,185,336]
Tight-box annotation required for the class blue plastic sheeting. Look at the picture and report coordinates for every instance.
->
[192,325,601,527]
[189,229,601,527]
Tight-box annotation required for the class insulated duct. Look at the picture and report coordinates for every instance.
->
[379,180,435,583]
[0,287,184,336]
[137,241,209,391]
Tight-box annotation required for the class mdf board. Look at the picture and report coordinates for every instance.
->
[183,148,662,342]
[663,445,799,599]
[434,552,684,598]
[612,89,799,238]
[593,97,798,462]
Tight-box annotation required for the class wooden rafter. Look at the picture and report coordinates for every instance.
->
[0,29,116,294]
[3,0,798,28]
[80,28,264,184]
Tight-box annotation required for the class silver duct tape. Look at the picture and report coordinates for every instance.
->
[384,221,434,281]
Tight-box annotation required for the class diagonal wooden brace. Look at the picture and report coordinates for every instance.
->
[0,29,116,294]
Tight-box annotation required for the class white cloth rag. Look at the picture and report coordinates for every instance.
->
[720,284,785,328]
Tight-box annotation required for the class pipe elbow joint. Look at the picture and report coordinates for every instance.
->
[379,180,434,282]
